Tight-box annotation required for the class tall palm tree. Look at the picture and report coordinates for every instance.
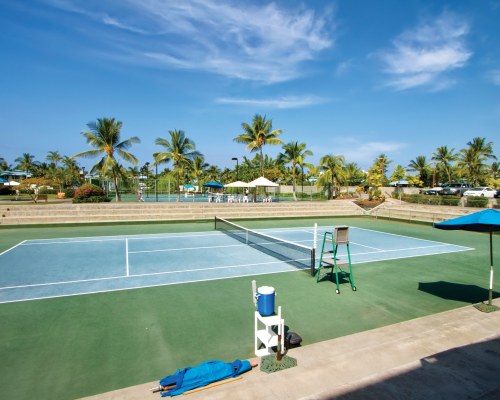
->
[344,162,362,191]
[319,154,345,199]
[458,137,497,186]
[154,130,201,202]
[15,153,37,174]
[375,154,391,186]
[277,141,313,200]
[205,165,221,181]
[233,114,283,177]
[190,155,209,187]
[46,151,62,168]
[0,156,8,171]
[407,155,430,186]
[431,146,457,185]
[73,117,140,202]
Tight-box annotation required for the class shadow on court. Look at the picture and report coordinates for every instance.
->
[327,337,500,400]
[418,281,500,304]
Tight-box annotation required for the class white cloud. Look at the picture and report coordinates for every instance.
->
[490,69,500,85]
[335,60,352,76]
[334,138,407,166]
[377,12,471,91]
[215,95,328,109]
[46,0,335,83]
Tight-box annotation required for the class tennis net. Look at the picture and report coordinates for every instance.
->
[215,217,315,275]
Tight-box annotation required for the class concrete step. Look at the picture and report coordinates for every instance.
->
[0,201,365,225]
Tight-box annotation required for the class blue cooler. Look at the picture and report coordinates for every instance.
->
[256,286,275,316]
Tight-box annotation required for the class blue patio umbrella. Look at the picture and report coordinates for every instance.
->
[435,209,500,305]
[183,184,196,189]
[202,181,224,189]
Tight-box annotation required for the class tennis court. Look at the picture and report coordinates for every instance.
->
[0,216,497,400]
[0,218,472,303]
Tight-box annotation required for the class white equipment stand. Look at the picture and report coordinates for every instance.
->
[254,306,285,357]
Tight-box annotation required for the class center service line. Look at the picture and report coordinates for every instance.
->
[125,238,130,277]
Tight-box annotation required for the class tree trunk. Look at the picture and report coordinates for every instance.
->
[260,147,264,177]
[113,172,121,202]
[176,168,181,202]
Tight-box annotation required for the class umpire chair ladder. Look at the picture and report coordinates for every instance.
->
[316,226,356,294]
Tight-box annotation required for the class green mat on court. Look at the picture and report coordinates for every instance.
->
[0,217,497,400]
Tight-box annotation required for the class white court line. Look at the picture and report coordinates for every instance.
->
[19,232,218,246]
[349,241,383,251]
[129,243,245,254]
[0,273,128,291]
[125,238,129,277]
[351,226,463,247]
[0,240,27,256]
[348,246,473,265]
[343,243,472,258]
[129,258,308,279]
[0,267,298,305]
[0,257,306,291]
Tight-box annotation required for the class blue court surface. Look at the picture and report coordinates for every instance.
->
[0,225,472,303]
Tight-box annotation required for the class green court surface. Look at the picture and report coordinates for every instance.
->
[0,217,498,400]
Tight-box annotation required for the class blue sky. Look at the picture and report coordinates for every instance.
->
[1,0,499,174]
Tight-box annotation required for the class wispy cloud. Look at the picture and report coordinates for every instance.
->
[335,60,352,76]
[489,69,500,85]
[376,11,471,91]
[334,138,407,166]
[44,0,335,83]
[216,95,329,109]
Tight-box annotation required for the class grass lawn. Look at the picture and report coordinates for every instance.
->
[0,217,498,400]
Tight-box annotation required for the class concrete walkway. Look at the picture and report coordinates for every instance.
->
[81,299,500,400]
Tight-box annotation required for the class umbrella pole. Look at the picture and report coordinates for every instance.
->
[489,230,494,306]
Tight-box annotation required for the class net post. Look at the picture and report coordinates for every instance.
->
[311,248,316,276]
[214,216,217,230]
[313,223,317,250]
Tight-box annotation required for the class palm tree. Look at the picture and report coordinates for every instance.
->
[407,155,430,186]
[458,137,497,186]
[319,154,345,199]
[73,117,140,202]
[375,154,391,186]
[344,162,363,192]
[190,155,209,187]
[154,130,201,202]
[15,153,37,174]
[233,114,283,177]
[205,165,221,181]
[431,146,457,185]
[0,156,8,171]
[277,141,313,200]
[46,151,62,168]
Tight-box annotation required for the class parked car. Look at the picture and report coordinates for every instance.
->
[422,187,443,195]
[440,183,472,196]
[462,187,496,198]
[494,190,500,199]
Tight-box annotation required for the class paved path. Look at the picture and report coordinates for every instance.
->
[81,299,500,400]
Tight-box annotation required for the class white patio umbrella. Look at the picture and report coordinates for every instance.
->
[223,181,255,188]
[248,176,279,187]
[4,181,20,186]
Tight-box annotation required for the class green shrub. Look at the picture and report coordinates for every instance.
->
[465,196,489,208]
[38,187,57,194]
[73,184,110,203]
[401,194,460,206]
[368,188,383,200]
[439,196,461,206]
[64,188,75,198]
